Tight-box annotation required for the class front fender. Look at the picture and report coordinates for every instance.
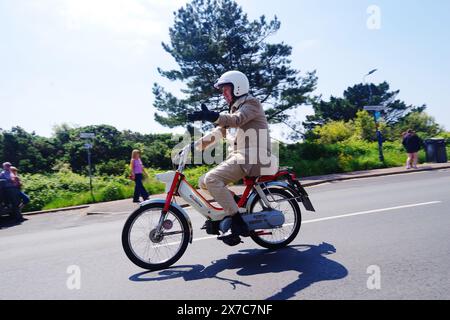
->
[140,199,194,244]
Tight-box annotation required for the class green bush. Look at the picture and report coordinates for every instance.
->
[183,166,212,188]
[95,160,128,176]
[279,140,420,178]
[313,121,354,144]
[100,182,125,201]
[353,110,379,141]
[143,174,165,195]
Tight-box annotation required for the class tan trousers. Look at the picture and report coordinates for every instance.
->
[198,157,247,215]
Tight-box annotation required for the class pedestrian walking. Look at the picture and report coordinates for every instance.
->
[130,150,149,203]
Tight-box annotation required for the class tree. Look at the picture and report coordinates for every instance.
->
[153,0,317,130]
[0,127,57,173]
[304,82,426,130]
[395,112,442,139]
[60,125,130,173]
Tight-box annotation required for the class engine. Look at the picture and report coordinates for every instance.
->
[219,210,285,233]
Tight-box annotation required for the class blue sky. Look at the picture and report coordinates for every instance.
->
[1,0,449,140]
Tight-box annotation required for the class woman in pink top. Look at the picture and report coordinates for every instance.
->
[130,150,149,203]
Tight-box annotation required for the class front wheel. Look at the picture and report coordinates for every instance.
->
[122,203,190,270]
[248,188,302,250]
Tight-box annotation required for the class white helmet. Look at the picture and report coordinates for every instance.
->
[214,71,249,97]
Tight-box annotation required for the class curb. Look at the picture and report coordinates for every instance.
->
[86,202,193,216]
[300,164,450,187]
[23,205,90,216]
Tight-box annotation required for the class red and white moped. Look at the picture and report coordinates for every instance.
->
[122,142,315,270]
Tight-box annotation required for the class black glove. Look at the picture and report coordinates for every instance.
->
[187,104,220,123]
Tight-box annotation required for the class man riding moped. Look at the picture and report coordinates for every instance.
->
[122,70,315,270]
[188,71,277,246]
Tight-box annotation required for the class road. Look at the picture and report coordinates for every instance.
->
[1,169,449,300]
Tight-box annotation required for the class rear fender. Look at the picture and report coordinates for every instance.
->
[246,181,316,213]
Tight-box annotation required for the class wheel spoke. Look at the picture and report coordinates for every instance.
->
[161,231,184,236]
[251,189,300,245]
[126,208,185,266]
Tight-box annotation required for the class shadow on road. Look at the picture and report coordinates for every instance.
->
[130,242,348,300]
[0,216,26,230]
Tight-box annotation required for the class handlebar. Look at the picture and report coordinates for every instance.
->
[176,140,202,172]
[178,141,197,156]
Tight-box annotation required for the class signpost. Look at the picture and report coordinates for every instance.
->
[80,133,96,139]
[363,106,385,112]
[80,133,95,201]
[374,111,381,121]
[364,106,385,162]
[363,69,387,163]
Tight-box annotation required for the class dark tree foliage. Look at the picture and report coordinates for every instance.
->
[0,125,180,175]
[153,0,317,128]
[304,82,426,130]
[0,127,57,173]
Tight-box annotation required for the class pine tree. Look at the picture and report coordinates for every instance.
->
[153,0,317,130]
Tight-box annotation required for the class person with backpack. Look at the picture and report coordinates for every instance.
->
[402,129,423,169]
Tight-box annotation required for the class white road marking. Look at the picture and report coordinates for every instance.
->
[140,201,443,248]
[301,201,442,225]
[192,235,219,242]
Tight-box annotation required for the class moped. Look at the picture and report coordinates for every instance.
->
[122,141,315,270]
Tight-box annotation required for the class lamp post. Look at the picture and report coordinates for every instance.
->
[363,69,378,104]
[363,69,385,162]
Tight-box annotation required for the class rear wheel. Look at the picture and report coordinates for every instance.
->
[122,203,190,270]
[248,188,301,250]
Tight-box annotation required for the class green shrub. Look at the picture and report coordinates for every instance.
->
[279,140,417,178]
[100,182,125,201]
[95,160,128,176]
[183,166,212,188]
[353,110,377,141]
[313,121,354,144]
[143,175,165,195]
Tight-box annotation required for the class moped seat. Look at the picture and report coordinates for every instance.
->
[244,169,295,184]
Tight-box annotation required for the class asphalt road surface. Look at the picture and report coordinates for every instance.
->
[1,170,449,300]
